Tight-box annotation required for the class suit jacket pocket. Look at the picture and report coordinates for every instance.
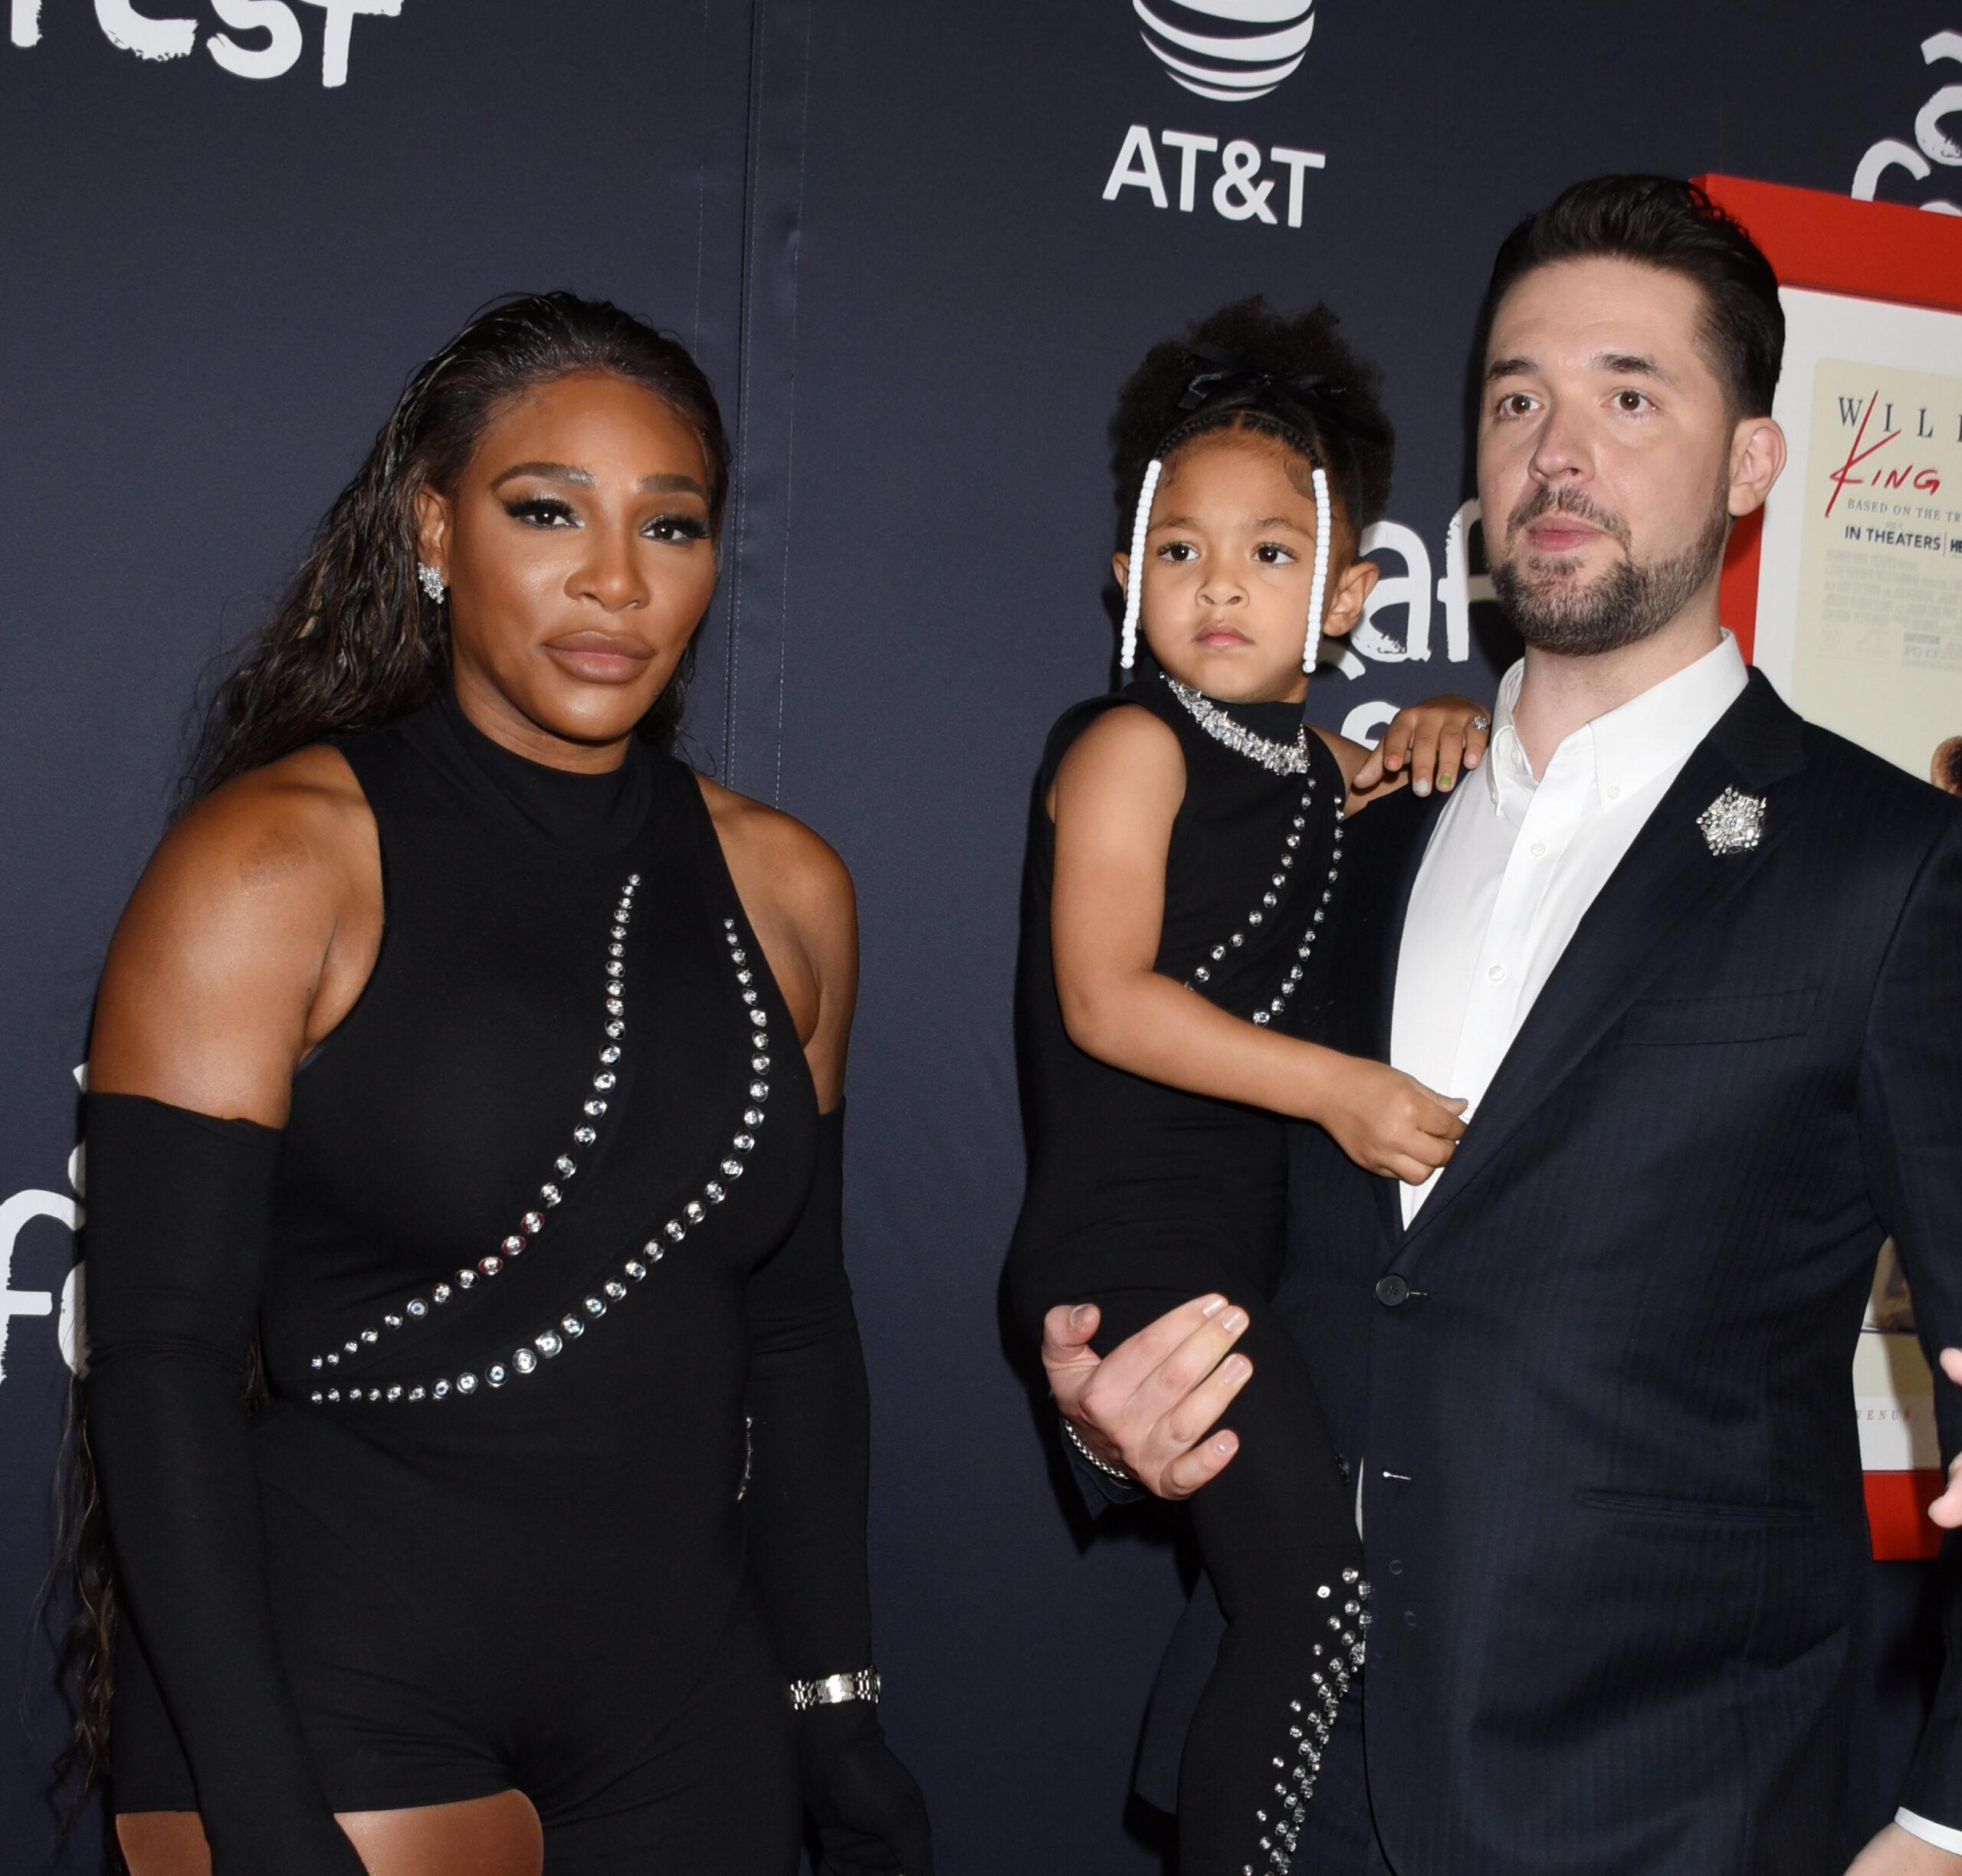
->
[1576,1487,1816,1527]
[1613,986,1816,1047]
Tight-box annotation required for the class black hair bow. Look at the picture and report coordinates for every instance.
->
[1175,342,1388,446]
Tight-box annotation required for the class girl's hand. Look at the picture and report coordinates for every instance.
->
[1352,695,1492,798]
[1317,1058,1467,1184]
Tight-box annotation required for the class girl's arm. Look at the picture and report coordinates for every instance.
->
[1050,707,1462,1186]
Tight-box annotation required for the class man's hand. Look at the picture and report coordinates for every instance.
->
[1041,1294,1252,1500]
[1928,1348,1962,1530]
[1846,1822,1962,1873]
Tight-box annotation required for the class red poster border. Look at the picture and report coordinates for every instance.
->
[1694,175,1962,664]
[1696,176,1962,1559]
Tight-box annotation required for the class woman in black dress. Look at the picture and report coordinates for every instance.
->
[80,294,930,1875]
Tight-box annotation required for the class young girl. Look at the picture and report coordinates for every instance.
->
[1008,297,1485,1873]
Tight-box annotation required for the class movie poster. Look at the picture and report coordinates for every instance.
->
[1792,357,1962,779]
[1753,284,1962,1551]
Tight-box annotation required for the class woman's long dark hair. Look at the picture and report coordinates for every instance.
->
[60,293,730,1830]
[186,289,730,803]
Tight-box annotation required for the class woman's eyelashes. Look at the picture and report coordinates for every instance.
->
[500,497,710,543]
[504,495,579,529]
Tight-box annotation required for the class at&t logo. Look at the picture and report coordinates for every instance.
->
[1133,0,1317,104]
[1105,1,1327,229]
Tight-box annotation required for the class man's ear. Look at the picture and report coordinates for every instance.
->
[1727,416,1786,519]
[414,483,452,580]
[1111,550,1130,597]
[1318,556,1381,641]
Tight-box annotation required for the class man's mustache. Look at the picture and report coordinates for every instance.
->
[1505,484,1630,549]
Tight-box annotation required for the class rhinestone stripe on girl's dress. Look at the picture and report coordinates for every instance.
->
[305,871,641,1386]
[1186,776,1344,1028]
[311,917,773,1407]
[1242,1570,1370,1875]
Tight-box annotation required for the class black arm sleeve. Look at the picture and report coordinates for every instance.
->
[744,1103,933,1874]
[84,1092,364,1874]
[744,1102,875,1697]
[1859,816,1962,1833]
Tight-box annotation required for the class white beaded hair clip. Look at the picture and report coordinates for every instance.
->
[1117,455,1334,678]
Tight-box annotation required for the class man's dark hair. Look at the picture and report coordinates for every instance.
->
[1111,295,1394,551]
[1481,175,1784,418]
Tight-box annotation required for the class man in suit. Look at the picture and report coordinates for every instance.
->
[1042,175,1962,1873]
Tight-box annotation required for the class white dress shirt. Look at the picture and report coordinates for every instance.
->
[1383,628,1957,1857]
[1391,631,1747,1225]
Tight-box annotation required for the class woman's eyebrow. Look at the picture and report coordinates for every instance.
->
[490,460,593,489]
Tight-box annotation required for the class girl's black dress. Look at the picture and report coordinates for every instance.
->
[87,694,880,1873]
[1007,667,1367,1876]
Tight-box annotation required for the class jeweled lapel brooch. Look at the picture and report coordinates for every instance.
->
[1698,787,1767,857]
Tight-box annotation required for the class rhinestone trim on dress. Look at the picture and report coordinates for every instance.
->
[310,915,773,1408]
[1242,1570,1370,1874]
[305,871,643,1382]
[1163,674,1311,777]
[1186,773,1344,1028]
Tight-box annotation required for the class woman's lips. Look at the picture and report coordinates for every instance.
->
[543,633,653,684]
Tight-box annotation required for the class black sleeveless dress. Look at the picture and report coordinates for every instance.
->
[1006,667,1367,1876]
[96,694,850,1870]
[1008,665,1349,1310]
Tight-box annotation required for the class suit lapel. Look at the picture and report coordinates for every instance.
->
[1396,669,1806,1252]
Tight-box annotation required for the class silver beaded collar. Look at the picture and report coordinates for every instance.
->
[1162,674,1310,777]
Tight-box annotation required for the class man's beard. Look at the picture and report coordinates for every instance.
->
[1491,483,1730,658]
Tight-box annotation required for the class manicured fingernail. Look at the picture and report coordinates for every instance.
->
[1069,1304,1094,1329]
[1200,1295,1227,1317]
[1438,772,1455,791]
[1224,1354,1252,1382]
[1412,779,1431,798]
[1221,1308,1248,1333]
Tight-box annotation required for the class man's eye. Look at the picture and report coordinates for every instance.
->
[1499,392,1535,418]
[1615,389,1651,413]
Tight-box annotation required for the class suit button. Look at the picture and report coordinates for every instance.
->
[1375,1274,1411,1307]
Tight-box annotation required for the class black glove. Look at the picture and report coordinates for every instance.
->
[797,1704,934,1876]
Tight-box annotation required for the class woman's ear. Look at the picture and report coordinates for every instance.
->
[1318,556,1381,641]
[413,484,452,582]
[1111,550,1130,596]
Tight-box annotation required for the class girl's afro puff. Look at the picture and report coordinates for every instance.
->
[1111,295,1394,549]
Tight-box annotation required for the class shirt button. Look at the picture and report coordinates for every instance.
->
[1530,841,1547,858]
[1488,963,1506,983]
[1606,784,1621,800]
[1388,1559,1405,1576]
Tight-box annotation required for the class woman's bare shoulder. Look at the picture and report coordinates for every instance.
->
[92,746,379,1117]
[695,775,855,949]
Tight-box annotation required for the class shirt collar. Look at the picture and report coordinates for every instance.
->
[1484,631,1748,817]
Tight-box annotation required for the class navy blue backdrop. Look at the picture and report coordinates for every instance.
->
[4,3,1957,1869]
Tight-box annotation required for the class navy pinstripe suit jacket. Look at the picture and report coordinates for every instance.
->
[1137,670,1962,1873]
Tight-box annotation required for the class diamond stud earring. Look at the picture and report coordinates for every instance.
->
[416,562,447,604]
